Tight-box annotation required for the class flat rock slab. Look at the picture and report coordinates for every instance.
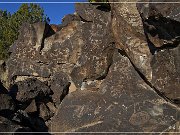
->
[151,46,180,102]
[51,52,180,132]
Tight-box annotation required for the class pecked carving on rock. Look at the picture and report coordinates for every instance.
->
[71,3,115,88]
[2,1,180,133]
[151,45,180,103]
[51,50,180,133]
[109,0,153,81]
[7,22,53,79]
[137,1,180,103]
[108,0,180,104]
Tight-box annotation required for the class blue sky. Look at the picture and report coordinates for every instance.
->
[0,0,88,24]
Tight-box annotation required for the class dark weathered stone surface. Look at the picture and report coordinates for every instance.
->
[0,116,32,134]
[49,72,70,104]
[71,3,115,88]
[51,51,180,132]
[61,14,81,26]
[15,78,52,103]
[39,103,53,121]
[109,0,152,81]
[7,22,53,79]
[12,110,49,132]
[3,1,180,133]
[0,94,15,112]
[24,99,37,114]
[137,1,180,102]
[151,45,180,102]
[137,0,180,48]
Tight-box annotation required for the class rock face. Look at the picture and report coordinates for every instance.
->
[51,50,179,132]
[0,94,15,112]
[110,0,153,81]
[0,1,179,134]
[137,0,180,48]
[137,1,180,102]
[15,78,52,103]
[151,46,180,102]
[71,3,114,88]
[0,116,32,134]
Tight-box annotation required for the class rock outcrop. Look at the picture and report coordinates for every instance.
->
[0,1,179,134]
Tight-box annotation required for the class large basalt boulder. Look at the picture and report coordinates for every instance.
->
[137,1,180,102]
[71,3,115,88]
[12,110,49,132]
[0,93,16,121]
[110,0,180,104]
[0,116,32,134]
[151,45,180,102]
[49,72,70,104]
[15,78,52,103]
[109,0,152,81]
[137,0,180,48]
[6,15,84,79]
[51,50,180,132]
[7,22,54,79]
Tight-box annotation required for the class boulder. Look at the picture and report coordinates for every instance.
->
[12,110,48,132]
[24,99,37,114]
[61,14,81,26]
[39,103,53,121]
[15,78,52,103]
[51,50,180,132]
[0,116,32,134]
[71,3,115,88]
[109,0,153,81]
[0,94,15,113]
[137,1,180,102]
[137,0,180,48]
[50,24,60,32]
[151,45,180,102]
[7,22,54,79]
[49,72,70,104]
[110,0,180,104]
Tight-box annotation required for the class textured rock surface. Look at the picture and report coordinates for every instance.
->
[1,1,179,134]
[151,46,180,102]
[0,116,32,134]
[110,0,153,81]
[51,51,180,132]
[0,94,15,112]
[137,1,180,102]
[71,3,114,88]
[109,0,180,104]
[7,22,53,79]
[24,99,37,114]
[49,72,70,104]
[137,0,180,48]
[15,78,52,103]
